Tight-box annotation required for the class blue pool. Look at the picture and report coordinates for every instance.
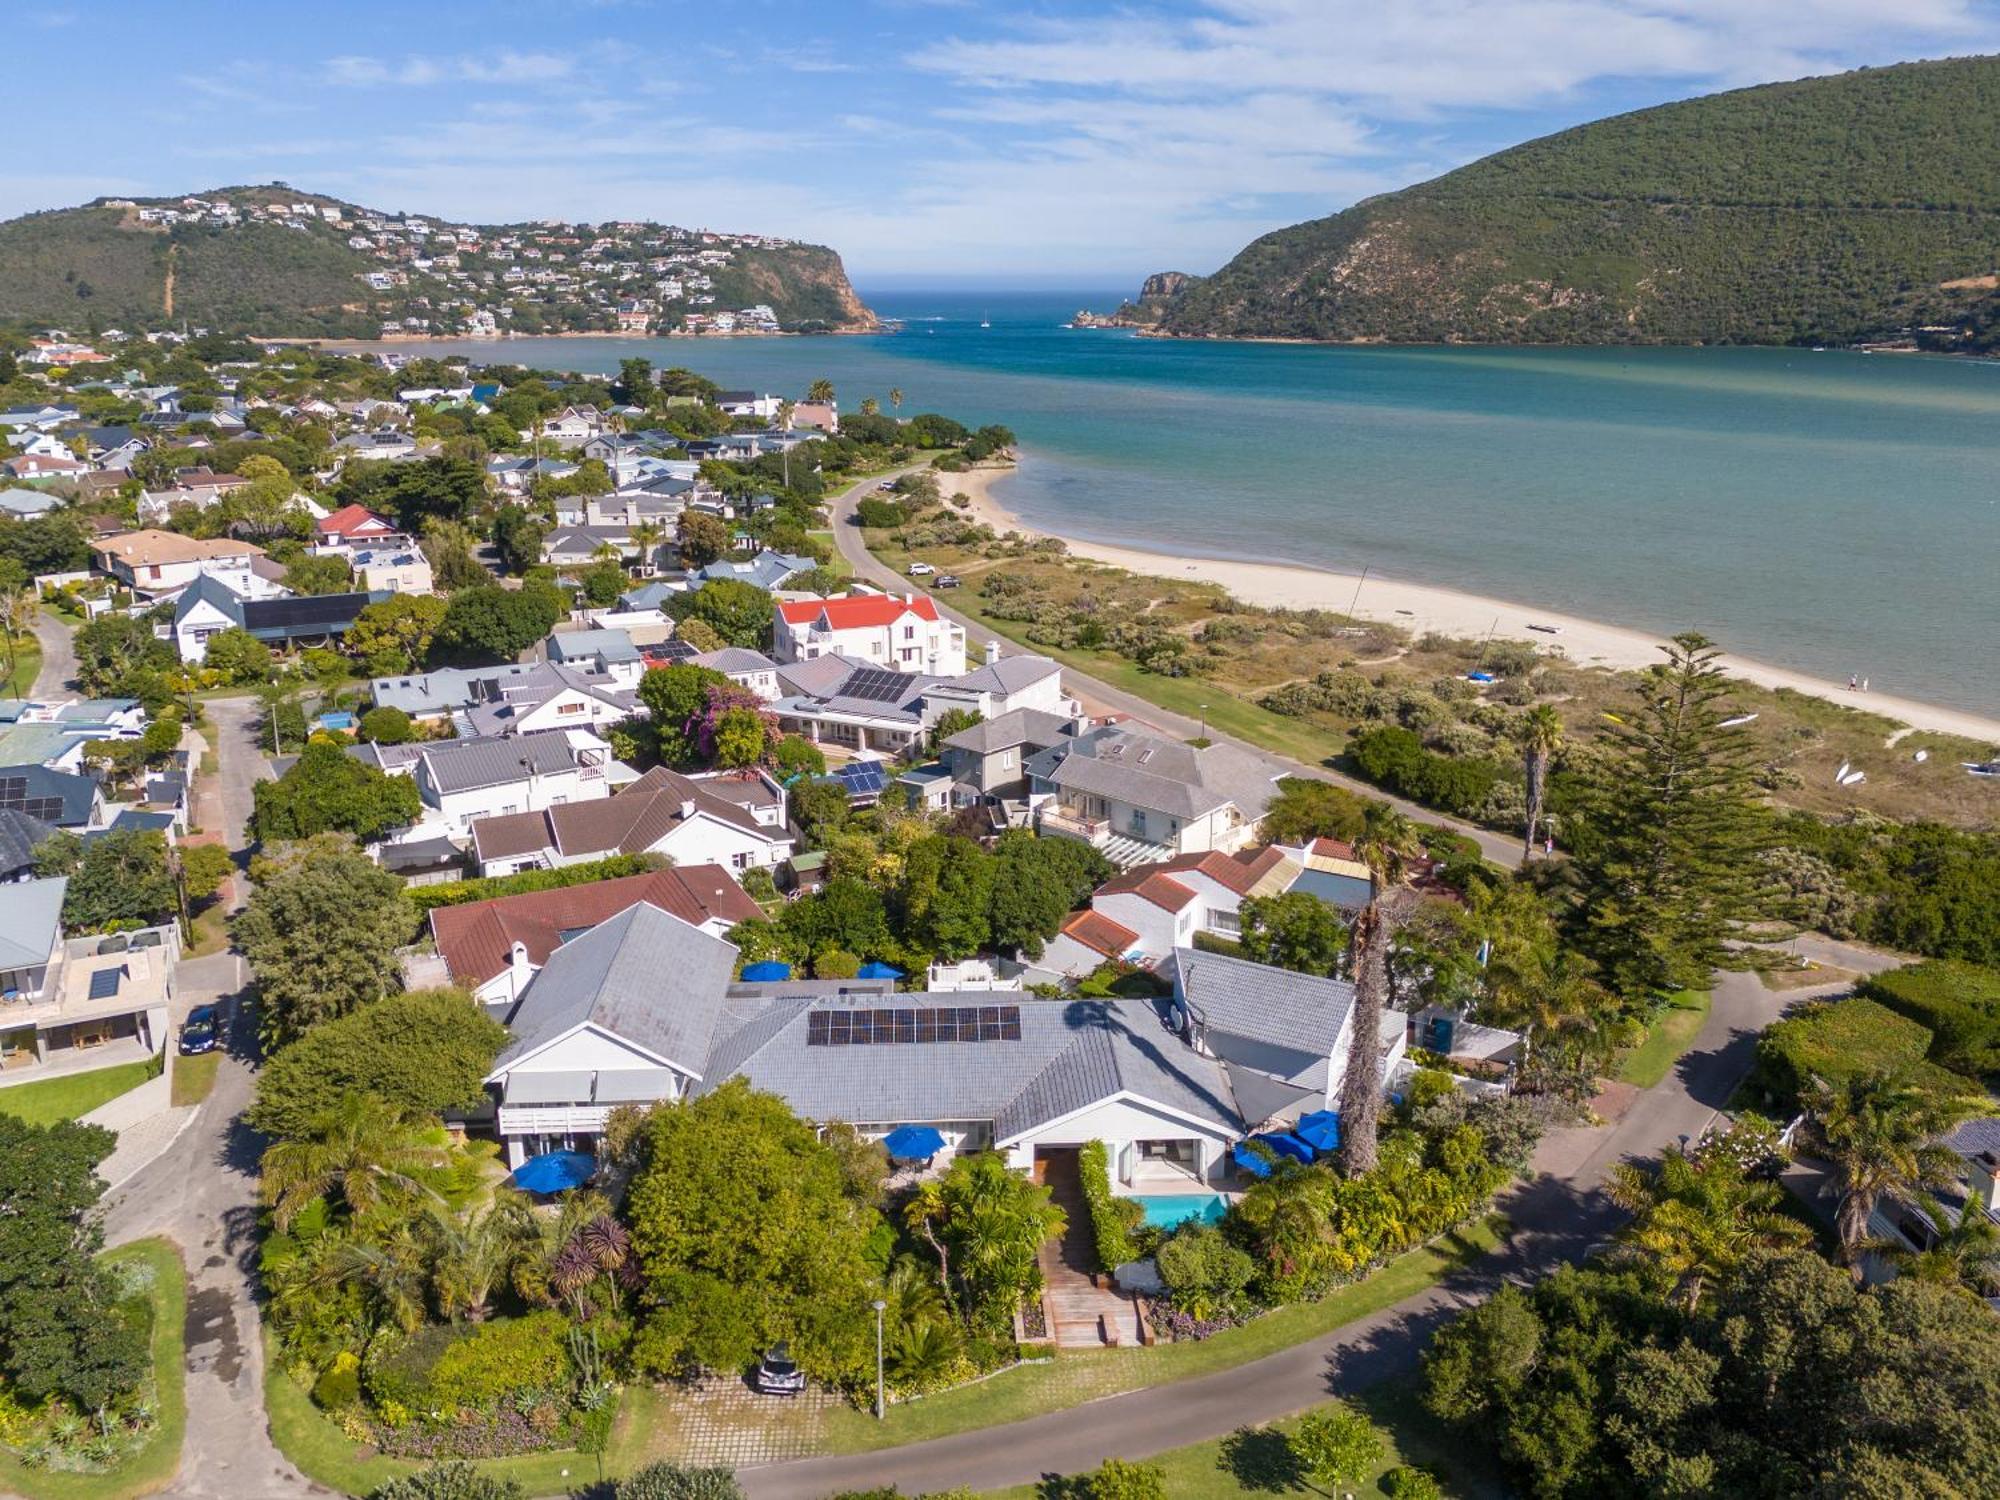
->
[1134,1193,1228,1230]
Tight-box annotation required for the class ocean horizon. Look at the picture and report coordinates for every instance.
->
[363,289,2000,717]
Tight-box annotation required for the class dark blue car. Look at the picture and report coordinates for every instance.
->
[179,1005,221,1056]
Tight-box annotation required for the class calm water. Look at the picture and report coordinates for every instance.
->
[371,291,2000,712]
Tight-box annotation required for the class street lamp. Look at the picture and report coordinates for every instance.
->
[1199,704,1208,743]
[871,1298,888,1420]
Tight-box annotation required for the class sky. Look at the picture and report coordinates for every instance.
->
[8,1,2000,288]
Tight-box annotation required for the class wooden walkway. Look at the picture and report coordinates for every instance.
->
[1036,1150,1145,1348]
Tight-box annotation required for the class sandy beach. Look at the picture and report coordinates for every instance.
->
[946,465,2000,745]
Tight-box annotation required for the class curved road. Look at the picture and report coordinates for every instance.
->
[744,937,1897,1498]
[824,471,1526,869]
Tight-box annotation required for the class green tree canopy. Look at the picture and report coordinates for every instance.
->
[435,584,561,665]
[251,740,423,844]
[348,593,448,676]
[33,826,179,932]
[1238,891,1348,975]
[666,578,772,651]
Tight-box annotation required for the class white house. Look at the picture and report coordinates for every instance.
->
[1038,847,1300,979]
[360,728,621,838]
[546,628,645,688]
[469,765,793,877]
[773,592,966,676]
[91,530,266,600]
[1027,724,1280,869]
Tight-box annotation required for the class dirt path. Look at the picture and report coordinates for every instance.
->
[163,242,177,319]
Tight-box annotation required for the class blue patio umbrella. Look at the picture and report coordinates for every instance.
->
[882,1125,946,1161]
[1294,1110,1342,1154]
[740,960,792,981]
[510,1150,596,1195]
[1255,1131,1316,1164]
[1231,1141,1276,1178]
[856,961,904,980]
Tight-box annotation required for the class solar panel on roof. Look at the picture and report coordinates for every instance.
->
[87,965,124,1000]
[841,668,912,703]
[835,761,887,795]
[806,1004,1020,1047]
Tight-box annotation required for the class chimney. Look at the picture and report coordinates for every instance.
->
[984,638,1002,667]
[1973,1152,2000,1215]
[680,798,696,820]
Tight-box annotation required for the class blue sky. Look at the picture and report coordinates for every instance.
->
[8,1,2000,288]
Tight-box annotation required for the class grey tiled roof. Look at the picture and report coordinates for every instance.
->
[0,875,64,970]
[692,647,777,675]
[1026,725,1278,822]
[371,664,545,716]
[495,902,741,1074]
[952,654,1062,696]
[772,653,872,699]
[0,806,56,874]
[1167,946,1354,1058]
[550,628,640,665]
[944,706,1073,756]
[420,730,581,795]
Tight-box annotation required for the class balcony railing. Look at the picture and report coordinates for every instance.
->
[1037,805,1108,842]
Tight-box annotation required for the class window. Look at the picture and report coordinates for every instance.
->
[1139,1140,1195,1164]
[556,701,584,716]
[903,626,916,640]
[731,851,751,870]
[998,749,1014,768]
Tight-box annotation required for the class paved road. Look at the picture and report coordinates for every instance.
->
[744,954,1879,1498]
[825,471,1526,869]
[100,696,325,1499]
[29,605,76,696]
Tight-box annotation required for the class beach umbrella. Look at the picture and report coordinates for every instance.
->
[882,1125,946,1161]
[1294,1110,1342,1154]
[740,960,792,981]
[510,1150,596,1195]
[1231,1141,1276,1178]
[1255,1131,1316,1164]
[856,961,904,980]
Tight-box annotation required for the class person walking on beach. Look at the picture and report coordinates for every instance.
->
[1849,674,1859,691]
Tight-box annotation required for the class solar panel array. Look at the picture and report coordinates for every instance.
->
[0,775,67,823]
[87,965,125,1000]
[835,761,887,795]
[841,667,913,703]
[806,1005,1022,1047]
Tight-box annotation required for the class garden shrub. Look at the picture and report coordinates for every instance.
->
[312,1350,362,1409]
[364,1322,469,1410]
[1077,1140,1142,1273]
[1746,997,1962,1112]
[407,854,656,915]
[617,1461,746,1500]
[1155,1223,1256,1319]
[1861,960,2000,1078]
[370,1463,525,1500]
[1348,726,1506,820]
[426,1311,571,1413]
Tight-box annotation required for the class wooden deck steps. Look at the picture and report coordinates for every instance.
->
[1035,1149,1144,1348]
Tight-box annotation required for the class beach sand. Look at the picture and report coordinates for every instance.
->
[944,465,2000,745]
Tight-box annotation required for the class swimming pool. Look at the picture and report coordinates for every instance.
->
[1133,1193,1228,1230]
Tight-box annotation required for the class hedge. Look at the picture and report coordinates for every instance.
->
[1078,1140,1141,1273]
[1746,997,1966,1112]
[1347,726,1504,820]
[407,855,657,915]
[1860,960,2000,1078]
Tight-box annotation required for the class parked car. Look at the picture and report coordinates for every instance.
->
[935,574,961,589]
[179,1004,221,1056]
[754,1344,804,1396]
[907,561,935,576]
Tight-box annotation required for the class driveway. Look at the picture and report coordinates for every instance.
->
[30,605,76,696]
[100,695,324,1497]
[824,470,1525,869]
[741,965,1802,1497]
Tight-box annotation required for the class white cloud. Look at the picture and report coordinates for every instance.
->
[326,51,574,87]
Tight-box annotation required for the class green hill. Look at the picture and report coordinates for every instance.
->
[1160,56,2000,346]
[0,185,875,338]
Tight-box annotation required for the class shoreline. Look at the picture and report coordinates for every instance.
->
[944,466,2000,745]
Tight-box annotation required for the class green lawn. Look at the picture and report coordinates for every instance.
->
[0,1238,188,1500]
[0,1058,157,1127]
[4,634,42,696]
[808,1215,1509,1455]
[984,1379,1497,1499]
[169,1052,221,1108]
[1615,988,1714,1088]
[265,1328,636,1498]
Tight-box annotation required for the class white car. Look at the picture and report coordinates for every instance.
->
[907,561,936,576]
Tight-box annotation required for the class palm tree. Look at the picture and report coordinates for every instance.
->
[1338,805,1422,1175]
[311,1225,430,1334]
[1517,705,1564,858]
[259,1093,439,1230]
[1606,1147,1808,1307]
[1802,1070,1987,1265]
[888,387,903,412]
[860,397,880,417]
[1873,1192,2000,1297]
[629,520,663,578]
[423,1196,541,1322]
[806,378,835,405]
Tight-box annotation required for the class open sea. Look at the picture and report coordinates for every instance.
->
[366,289,2000,714]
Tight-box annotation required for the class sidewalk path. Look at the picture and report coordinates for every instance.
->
[29,606,75,696]
[824,470,1525,869]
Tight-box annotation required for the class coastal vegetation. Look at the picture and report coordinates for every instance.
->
[1161,56,2000,348]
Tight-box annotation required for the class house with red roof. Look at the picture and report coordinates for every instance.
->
[772,590,966,676]
[1036,846,1300,980]
[430,864,761,1006]
[314,503,408,550]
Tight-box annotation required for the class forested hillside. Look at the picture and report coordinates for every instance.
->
[1163,56,2000,346]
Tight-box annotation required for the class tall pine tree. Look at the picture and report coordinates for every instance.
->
[1572,633,1779,996]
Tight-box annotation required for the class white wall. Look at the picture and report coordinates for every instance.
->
[1001,1095,1238,1186]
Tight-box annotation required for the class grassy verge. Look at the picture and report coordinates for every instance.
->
[0,1059,156,1127]
[186,901,231,958]
[169,1053,220,1108]
[264,1329,630,1498]
[984,1377,1497,1500]
[1615,988,1713,1088]
[811,1214,1509,1455]
[4,635,42,696]
[0,1238,188,1500]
